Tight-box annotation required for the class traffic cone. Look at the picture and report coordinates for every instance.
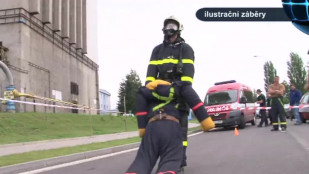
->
[234,127,239,136]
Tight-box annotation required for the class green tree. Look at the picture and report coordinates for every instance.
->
[117,70,142,114]
[264,61,277,92]
[287,52,307,94]
[282,80,290,104]
[252,89,257,102]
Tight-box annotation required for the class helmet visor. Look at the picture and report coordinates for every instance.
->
[164,23,178,31]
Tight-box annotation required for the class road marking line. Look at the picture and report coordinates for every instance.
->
[18,148,138,174]
[19,132,204,173]
[188,131,203,137]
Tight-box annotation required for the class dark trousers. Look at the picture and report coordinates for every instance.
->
[258,109,268,126]
[268,109,272,123]
[271,98,287,130]
[179,111,188,167]
[136,83,209,169]
[126,120,183,174]
[175,81,209,168]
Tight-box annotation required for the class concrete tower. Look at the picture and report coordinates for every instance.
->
[0,0,99,114]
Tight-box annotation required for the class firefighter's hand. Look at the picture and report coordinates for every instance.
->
[200,117,215,132]
[138,128,146,137]
[146,80,171,90]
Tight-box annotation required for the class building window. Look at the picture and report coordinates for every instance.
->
[71,82,79,95]
[0,42,8,62]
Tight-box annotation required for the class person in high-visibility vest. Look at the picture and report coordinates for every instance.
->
[125,80,214,174]
[268,76,286,132]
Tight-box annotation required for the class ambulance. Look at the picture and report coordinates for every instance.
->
[204,80,256,129]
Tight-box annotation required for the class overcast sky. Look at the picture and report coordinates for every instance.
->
[97,0,309,109]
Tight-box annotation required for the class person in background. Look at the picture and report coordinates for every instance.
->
[290,84,302,125]
[257,89,268,127]
[268,76,286,132]
[266,92,272,125]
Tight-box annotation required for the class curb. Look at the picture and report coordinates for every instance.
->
[0,129,202,174]
[0,131,138,157]
[0,143,140,174]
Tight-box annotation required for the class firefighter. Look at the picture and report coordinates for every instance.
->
[268,76,286,132]
[125,80,214,174]
[145,16,194,168]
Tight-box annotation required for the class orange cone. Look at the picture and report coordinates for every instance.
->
[234,127,239,136]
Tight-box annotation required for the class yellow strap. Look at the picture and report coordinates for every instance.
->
[182,59,194,64]
[153,100,172,111]
[183,141,188,147]
[150,59,178,65]
[146,76,156,82]
[149,58,194,65]
[152,92,172,101]
[272,123,279,125]
[181,76,193,83]
[278,98,284,107]
[152,87,175,111]
[281,122,287,125]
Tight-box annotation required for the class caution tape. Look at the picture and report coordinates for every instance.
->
[0,98,100,111]
[2,97,308,113]
[206,104,309,113]
[239,104,309,111]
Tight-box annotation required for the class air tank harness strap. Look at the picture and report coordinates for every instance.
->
[152,87,175,111]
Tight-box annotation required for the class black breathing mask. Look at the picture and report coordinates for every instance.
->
[163,23,179,38]
[164,29,177,37]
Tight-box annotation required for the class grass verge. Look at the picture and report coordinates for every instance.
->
[0,112,137,144]
[0,127,201,167]
[0,112,201,167]
[188,119,199,124]
[188,125,201,132]
[0,137,141,167]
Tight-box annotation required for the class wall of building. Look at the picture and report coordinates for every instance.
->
[0,0,91,61]
[0,0,99,114]
[21,24,96,113]
[0,0,30,11]
[0,23,97,113]
[0,24,23,108]
[85,0,98,63]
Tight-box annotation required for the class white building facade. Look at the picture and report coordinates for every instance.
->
[99,89,111,114]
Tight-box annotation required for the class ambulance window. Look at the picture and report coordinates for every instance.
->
[204,90,238,106]
[244,90,254,103]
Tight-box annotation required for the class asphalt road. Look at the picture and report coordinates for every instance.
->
[35,120,309,174]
